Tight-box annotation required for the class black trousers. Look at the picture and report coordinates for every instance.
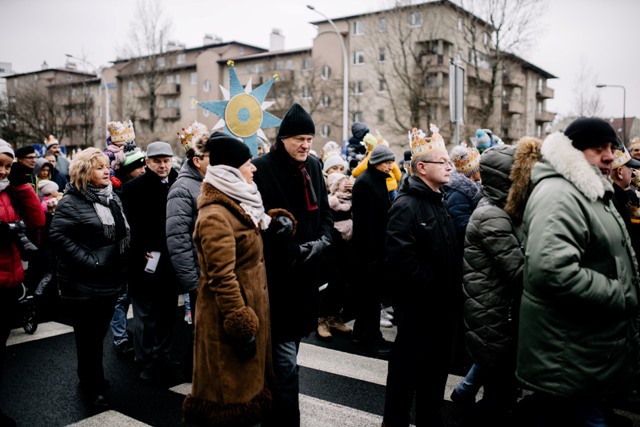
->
[0,286,21,386]
[66,295,118,393]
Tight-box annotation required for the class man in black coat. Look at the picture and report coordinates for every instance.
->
[120,141,179,382]
[252,103,333,427]
[351,144,395,357]
[382,127,460,427]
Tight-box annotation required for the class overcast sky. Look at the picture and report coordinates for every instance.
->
[1,0,638,121]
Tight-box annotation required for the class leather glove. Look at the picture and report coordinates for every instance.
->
[233,335,256,360]
[298,235,331,264]
[269,215,294,237]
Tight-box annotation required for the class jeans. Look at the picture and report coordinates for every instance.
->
[455,363,483,400]
[264,339,300,427]
[110,286,130,346]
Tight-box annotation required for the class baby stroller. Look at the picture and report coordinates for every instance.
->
[18,283,38,334]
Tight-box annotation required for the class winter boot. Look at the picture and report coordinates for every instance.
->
[327,316,352,334]
[317,317,332,340]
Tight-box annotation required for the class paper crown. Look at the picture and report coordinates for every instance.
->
[107,120,136,145]
[450,144,481,177]
[44,135,59,148]
[613,145,635,170]
[178,121,210,154]
[408,124,446,159]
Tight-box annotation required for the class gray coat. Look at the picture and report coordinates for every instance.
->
[166,161,203,294]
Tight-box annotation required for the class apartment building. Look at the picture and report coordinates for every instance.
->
[3,0,555,154]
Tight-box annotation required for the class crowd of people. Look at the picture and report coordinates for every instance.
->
[1,110,640,427]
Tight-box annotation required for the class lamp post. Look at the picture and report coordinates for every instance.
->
[307,4,349,143]
[66,53,110,134]
[596,84,626,145]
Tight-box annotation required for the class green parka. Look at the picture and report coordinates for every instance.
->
[517,132,640,401]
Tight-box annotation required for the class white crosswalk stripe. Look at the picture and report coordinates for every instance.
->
[65,410,151,426]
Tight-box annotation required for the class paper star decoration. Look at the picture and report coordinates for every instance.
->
[197,60,281,156]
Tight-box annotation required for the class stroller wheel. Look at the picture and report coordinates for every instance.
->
[23,319,38,335]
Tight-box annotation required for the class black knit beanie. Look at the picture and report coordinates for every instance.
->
[276,103,315,140]
[15,145,35,159]
[206,131,252,169]
[564,117,620,151]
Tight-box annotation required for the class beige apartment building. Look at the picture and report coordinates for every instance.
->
[3,0,555,155]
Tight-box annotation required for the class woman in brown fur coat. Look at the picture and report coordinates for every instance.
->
[183,132,294,426]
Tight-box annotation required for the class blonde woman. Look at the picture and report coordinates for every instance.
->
[49,147,130,409]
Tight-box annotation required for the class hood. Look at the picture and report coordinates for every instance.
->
[533,132,613,202]
[479,145,516,208]
[351,122,369,141]
[33,158,52,176]
[443,170,479,202]
[504,136,542,225]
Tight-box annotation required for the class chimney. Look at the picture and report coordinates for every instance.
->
[41,60,49,70]
[204,34,223,45]
[270,28,284,51]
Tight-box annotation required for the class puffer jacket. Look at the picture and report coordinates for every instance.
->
[443,170,481,254]
[0,183,45,288]
[166,161,203,294]
[517,132,640,400]
[462,145,523,368]
[49,185,128,299]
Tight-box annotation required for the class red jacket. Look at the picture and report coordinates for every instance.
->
[0,183,45,288]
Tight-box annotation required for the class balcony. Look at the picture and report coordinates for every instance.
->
[157,83,181,96]
[466,93,483,110]
[506,98,525,114]
[504,73,525,88]
[536,85,554,99]
[159,107,181,120]
[535,110,555,123]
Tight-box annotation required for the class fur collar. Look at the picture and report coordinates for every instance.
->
[504,137,542,225]
[197,182,256,228]
[540,132,613,202]
[444,170,479,201]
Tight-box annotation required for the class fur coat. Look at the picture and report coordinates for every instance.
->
[183,183,272,426]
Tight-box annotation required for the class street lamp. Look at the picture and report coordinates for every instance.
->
[596,83,626,145]
[307,4,349,143]
[66,53,110,133]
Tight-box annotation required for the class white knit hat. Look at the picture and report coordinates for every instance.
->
[323,153,347,173]
[37,179,59,196]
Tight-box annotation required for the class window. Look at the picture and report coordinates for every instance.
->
[33,74,39,81]
[352,20,364,35]
[203,79,211,92]
[536,124,542,137]
[285,60,294,70]
[303,57,312,70]
[321,65,331,80]
[379,17,387,32]
[378,48,385,62]
[175,74,181,84]
[256,63,264,73]
[409,12,422,27]
[276,61,284,70]
[483,32,490,46]
[457,18,463,31]
[157,57,166,68]
[537,101,543,114]
[166,98,174,108]
[66,74,72,81]
[354,81,364,96]
[321,124,331,137]
[177,53,186,64]
[353,51,364,65]
[166,75,175,84]
[377,109,384,124]
[537,78,543,92]
[302,86,312,99]
[378,78,385,92]
[138,60,145,70]
[190,72,197,85]
[190,97,197,110]
[426,74,438,87]
[322,95,331,107]
[353,111,363,123]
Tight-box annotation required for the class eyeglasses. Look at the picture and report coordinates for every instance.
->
[420,160,454,167]
[23,156,37,160]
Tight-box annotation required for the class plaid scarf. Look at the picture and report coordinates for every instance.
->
[78,183,130,254]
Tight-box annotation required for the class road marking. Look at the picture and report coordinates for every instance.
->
[7,321,73,346]
[66,410,151,426]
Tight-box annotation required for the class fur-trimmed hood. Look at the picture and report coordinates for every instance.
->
[534,132,613,202]
[504,136,543,225]
[444,169,480,202]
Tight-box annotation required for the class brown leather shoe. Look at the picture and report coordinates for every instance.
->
[317,317,332,339]
[327,316,352,334]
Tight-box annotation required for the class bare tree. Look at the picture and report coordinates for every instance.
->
[461,0,547,129]
[367,3,443,135]
[572,59,603,117]
[120,0,172,133]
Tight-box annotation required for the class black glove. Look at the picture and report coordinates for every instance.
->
[233,336,256,360]
[269,215,294,237]
[298,235,331,264]
[0,221,10,240]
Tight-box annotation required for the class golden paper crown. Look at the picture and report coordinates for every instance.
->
[450,144,481,176]
[613,146,634,170]
[408,123,445,159]
[107,120,135,145]
[178,121,210,154]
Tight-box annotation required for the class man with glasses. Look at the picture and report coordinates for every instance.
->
[382,125,460,427]
[9,146,37,191]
